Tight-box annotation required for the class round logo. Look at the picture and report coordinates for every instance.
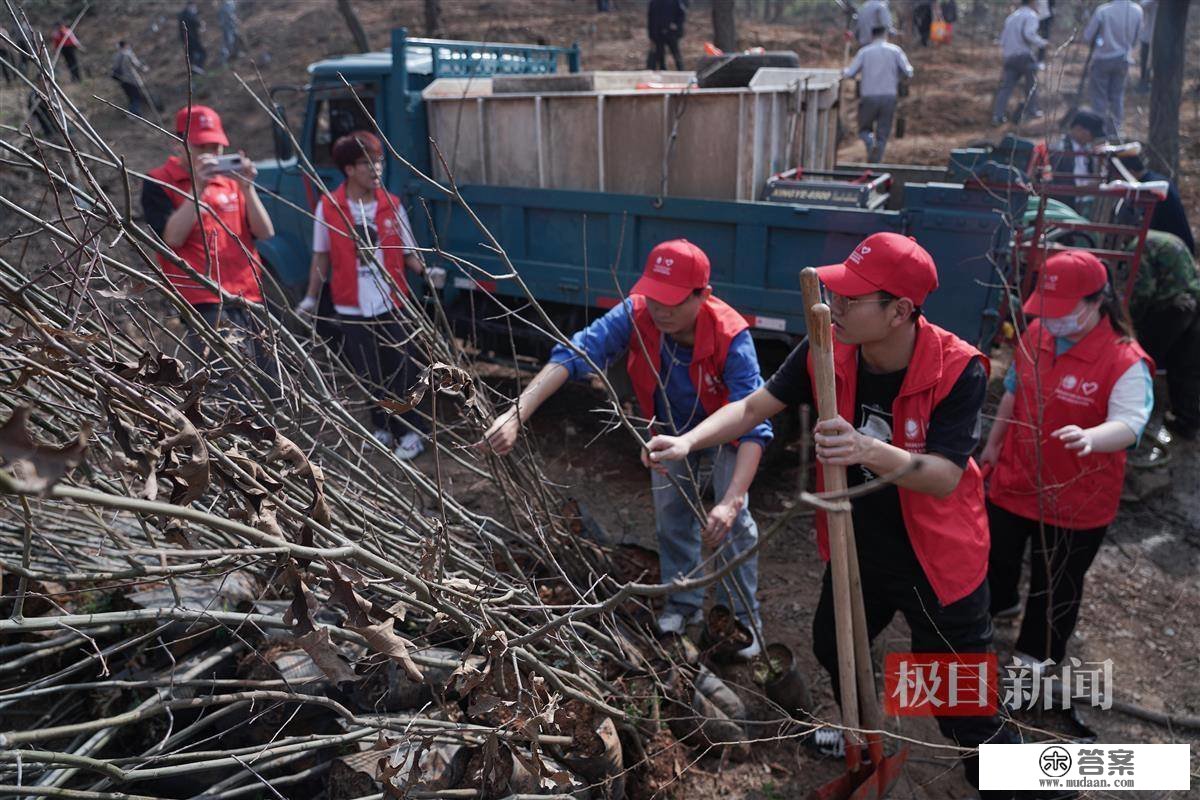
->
[1060,375,1078,390]
[1039,745,1072,778]
[904,418,919,437]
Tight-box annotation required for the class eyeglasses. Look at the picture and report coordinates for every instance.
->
[820,287,894,311]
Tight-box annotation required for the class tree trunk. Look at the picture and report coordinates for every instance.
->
[712,0,738,52]
[1148,0,1190,175]
[336,0,371,53]
[424,0,441,36]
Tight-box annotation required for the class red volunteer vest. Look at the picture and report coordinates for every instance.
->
[146,156,264,305]
[627,294,748,433]
[809,318,991,607]
[989,318,1152,530]
[321,183,411,309]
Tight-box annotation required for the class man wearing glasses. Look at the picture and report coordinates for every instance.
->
[647,233,1010,791]
[299,130,428,460]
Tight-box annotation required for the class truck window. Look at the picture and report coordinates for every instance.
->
[310,84,378,169]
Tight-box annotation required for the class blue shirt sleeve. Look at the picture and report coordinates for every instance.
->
[722,329,774,448]
[1003,362,1018,394]
[548,299,635,381]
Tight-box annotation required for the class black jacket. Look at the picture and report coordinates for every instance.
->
[1144,170,1196,255]
[648,0,687,42]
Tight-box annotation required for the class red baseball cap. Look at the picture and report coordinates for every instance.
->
[631,239,711,305]
[1023,250,1108,317]
[814,232,939,305]
[175,105,229,147]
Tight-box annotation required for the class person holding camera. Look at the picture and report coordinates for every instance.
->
[141,105,275,386]
[298,131,430,460]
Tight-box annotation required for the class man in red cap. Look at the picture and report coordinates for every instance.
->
[142,105,275,392]
[648,232,1011,790]
[480,239,772,654]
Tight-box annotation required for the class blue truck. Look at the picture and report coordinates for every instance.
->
[256,30,1020,369]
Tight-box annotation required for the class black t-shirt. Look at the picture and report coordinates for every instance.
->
[766,338,988,577]
[141,181,175,238]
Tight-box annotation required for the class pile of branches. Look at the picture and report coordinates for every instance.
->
[0,15,828,800]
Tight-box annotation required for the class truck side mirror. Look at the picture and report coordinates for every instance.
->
[268,84,302,163]
[272,102,295,162]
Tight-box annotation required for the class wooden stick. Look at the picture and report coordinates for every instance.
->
[800,278,862,764]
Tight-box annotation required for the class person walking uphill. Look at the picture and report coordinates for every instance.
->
[844,26,913,163]
[178,1,207,74]
[1082,0,1142,137]
[992,0,1047,126]
[647,233,1010,791]
[646,0,686,71]
[111,40,151,116]
[982,251,1153,670]
[297,131,429,461]
[481,240,771,653]
[50,20,83,83]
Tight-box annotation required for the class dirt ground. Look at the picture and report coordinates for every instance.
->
[3,1,1199,798]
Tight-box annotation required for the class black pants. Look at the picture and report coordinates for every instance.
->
[188,302,281,404]
[339,314,426,437]
[0,47,14,85]
[647,36,683,71]
[913,4,933,46]
[1139,41,1151,86]
[812,565,1013,791]
[118,80,145,115]
[61,46,80,82]
[1136,301,1200,436]
[986,502,1106,665]
[186,41,207,70]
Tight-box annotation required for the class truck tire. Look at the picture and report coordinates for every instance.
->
[695,51,801,89]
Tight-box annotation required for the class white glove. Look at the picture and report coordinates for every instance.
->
[295,295,318,315]
[426,266,447,289]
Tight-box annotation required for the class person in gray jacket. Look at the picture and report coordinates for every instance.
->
[1083,0,1142,137]
[853,0,893,47]
[111,40,150,115]
[992,0,1047,125]
[844,26,913,163]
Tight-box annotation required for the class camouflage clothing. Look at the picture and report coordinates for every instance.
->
[1129,229,1200,437]
[1129,230,1200,321]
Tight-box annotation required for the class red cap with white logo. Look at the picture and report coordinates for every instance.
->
[1023,250,1109,317]
[631,239,711,306]
[814,232,939,305]
[175,105,229,147]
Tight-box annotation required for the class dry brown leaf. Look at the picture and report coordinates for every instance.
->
[348,618,423,683]
[296,626,358,684]
[0,406,90,494]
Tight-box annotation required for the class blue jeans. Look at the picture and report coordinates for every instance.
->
[651,444,760,626]
[1088,56,1129,137]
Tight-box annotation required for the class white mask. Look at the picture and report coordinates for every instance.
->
[1043,305,1098,337]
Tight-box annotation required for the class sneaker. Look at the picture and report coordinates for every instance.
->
[1037,61,1046,71]
[372,428,395,447]
[803,728,846,759]
[657,607,703,635]
[992,600,1022,620]
[991,116,1005,126]
[393,431,425,460]
[1028,109,1045,119]
[734,637,761,660]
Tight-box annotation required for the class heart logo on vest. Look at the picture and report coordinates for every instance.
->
[1060,374,1078,390]
[904,418,919,437]
[1080,381,1099,396]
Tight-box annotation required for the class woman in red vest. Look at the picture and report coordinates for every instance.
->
[299,131,428,459]
[480,240,772,655]
[982,250,1153,669]
[51,20,83,82]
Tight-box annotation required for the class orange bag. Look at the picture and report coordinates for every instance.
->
[931,20,952,44]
